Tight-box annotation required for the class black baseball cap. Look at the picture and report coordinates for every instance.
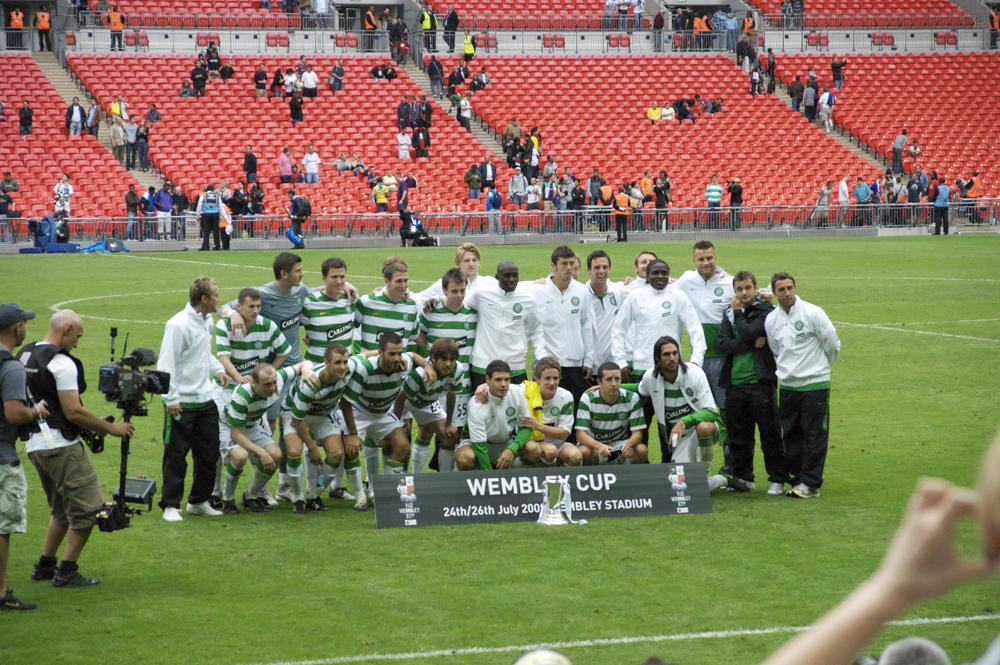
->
[0,304,35,329]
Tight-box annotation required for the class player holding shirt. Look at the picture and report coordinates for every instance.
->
[394,338,465,473]
[520,357,583,467]
[575,362,647,465]
[456,360,541,470]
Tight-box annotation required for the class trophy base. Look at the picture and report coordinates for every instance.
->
[538,508,568,525]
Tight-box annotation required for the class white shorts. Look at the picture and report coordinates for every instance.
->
[403,399,447,426]
[543,437,576,453]
[280,410,343,443]
[450,394,470,427]
[352,407,404,445]
[455,439,508,465]
[222,418,275,460]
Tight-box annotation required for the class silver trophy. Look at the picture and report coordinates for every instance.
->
[537,478,568,525]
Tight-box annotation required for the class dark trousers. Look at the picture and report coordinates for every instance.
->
[110,31,122,51]
[200,212,220,249]
[160,402,220,509]
[614,213,628,241]
[934,206,949,235]
[125,142,136,169]
[444,30,455,51]
[726,382,787,483]
[778,387,829,490]
[38,28,51,51]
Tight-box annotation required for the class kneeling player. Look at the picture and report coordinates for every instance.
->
[576,363,647,465]
[222,361,312,513]
[456,360,542,470]
[281,344,368,512]
[636,336,726,490]
[519,356,582,466]
[394,338,465,473]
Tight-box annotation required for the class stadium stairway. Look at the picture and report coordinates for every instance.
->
[400,60,508,164]
[33,51,163,196]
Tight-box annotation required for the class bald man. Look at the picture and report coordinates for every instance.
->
[17,310,133,588]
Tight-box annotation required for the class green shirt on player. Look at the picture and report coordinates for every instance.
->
[283,362,353,419]
[418,304,477,393]
[343,353,413,413]
[225,366,297,427]
[575,388,646,444]
[355,292,419,353]
[302,290,356,363]
[215,315,290,380]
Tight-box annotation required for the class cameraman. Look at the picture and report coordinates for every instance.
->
[18,310,134,589]
[1,304,49,610]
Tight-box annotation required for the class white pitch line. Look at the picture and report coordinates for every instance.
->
[861,318,1000,326]
[120,253,432,284]
[234,614,1000,665]
[819,276,1000,283]
[835,321,1000,344]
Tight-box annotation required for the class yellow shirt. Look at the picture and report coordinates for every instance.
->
[646,106,661,121]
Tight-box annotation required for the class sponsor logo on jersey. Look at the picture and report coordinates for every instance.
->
[280,317,298,331]
[664,404,695,422]
[326,321,353,341]
[595,424,628,442]
[234,358,257,373]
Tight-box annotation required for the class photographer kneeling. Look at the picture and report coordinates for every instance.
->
[17,310,134,588]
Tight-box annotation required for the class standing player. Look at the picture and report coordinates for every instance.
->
[718,270,787,494]
[521,357,582,466]
[356,258,419,353]
[674,240,734,464]
[301,257,356,500]
[575,363,647,465]
[415,242,486,308]
[765,273,840,499]
[611,259,705,461]
[223,361,312,513]
[583,250,626,374]
[636,336,726,490]
[343,333,429,504]
[281,344,368,512]
[211,288,290,507]
[395,339,464,473]
[463,261,542,389]
[416,267,477,472]
[532,246,594,401]
[456,360,541,470]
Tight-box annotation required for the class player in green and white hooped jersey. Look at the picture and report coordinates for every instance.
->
[394,338,464,473]
[355,258,419,353]
[416,268,477,472]
[301,257,357,500]
[221,360,312,514]
[281,344,369,512]
[575,363,647,465]
[456,360,540,470]
[211,287,290,504]
[636,336,727,491]
[343,333,434,504]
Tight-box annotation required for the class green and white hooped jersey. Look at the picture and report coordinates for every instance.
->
[283,363,352,419]
[215,315,290,379]
[402,362,466,409]
[343,353,413,413]
[418,304,477,393]
[575,388,646,443]
[302,290,356,364]
[224,366,297,427]
[541,386,575,432]
[355,292,419,353]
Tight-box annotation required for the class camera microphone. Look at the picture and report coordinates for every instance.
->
[127,348,158,366]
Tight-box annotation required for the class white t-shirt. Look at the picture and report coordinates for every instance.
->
[302,152,321,175]
[301,71,319,90]
[25,350,80,453]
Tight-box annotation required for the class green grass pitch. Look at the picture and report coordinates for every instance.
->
[2,235,998,665]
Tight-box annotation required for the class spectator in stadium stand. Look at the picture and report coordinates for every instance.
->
[726,177,743,228]
[153,183,173,240]
[811,181,833,227]
[219,61,234,82]
[242,145,257,184]
[299,64,317,97]
[278,148,293,184]
[412,125,431,158]
[444,5,459,53]
[802,84,817,121]
[852,177,872,226]
[34,5,51,51]
[395,95,410,131]
[892,129,907,174]
[646,102,661,125]
[908,140,922,163]
[251,63,268,98]
[932,179,953,235]
[426,55,443,98]
[652,10,665,51]
[64,96,84,136]
[17,101,31,139]
[838,174,850,224]
[705,174,723,227]
[123,115,138,170]
[787,75,804,113]
[190,59,208,97]
[1,173,17,194]
[270,67,284,98]
[392,128,410,161]
[417,95,432,127]
[248,181,264,217]
[108,5,123,51]
[458,93,472,131]
[829,56,848,90]
[990,7,999,49]
[85,100,101,137]
[743,11,755,35]
[526,177,542,211]
[462,31,476,62]
[818,86,835,133]
[110,117,126,164]
[749,67,761,96]
[125,184,140,240]
[144,103,160,124]
[479,155,497,191]
[53,174,73,220]
[136,119,150,171]
[464,164,482,199]
[205,45,221,80]
[179,79,194,98]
